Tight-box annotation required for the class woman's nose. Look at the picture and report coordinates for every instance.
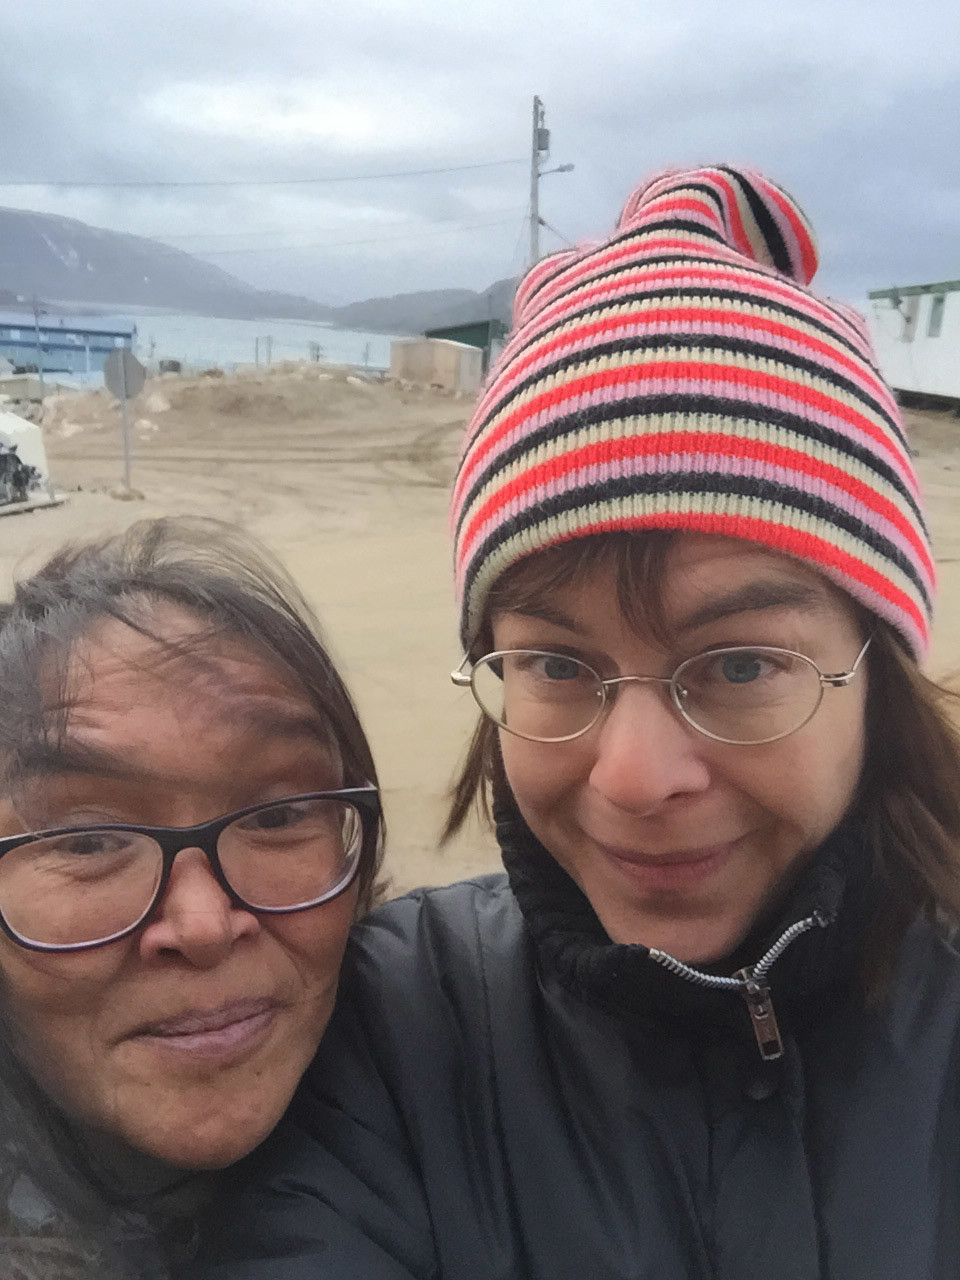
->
[588,680,712,813]
[137,848,259,967]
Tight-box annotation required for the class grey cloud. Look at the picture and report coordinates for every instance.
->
[0,0,958,304]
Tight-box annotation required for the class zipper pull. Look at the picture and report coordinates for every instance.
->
[734,967,784,1061]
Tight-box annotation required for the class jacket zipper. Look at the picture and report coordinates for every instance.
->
[646,910,831,1061]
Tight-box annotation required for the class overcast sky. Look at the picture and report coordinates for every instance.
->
[1,0,958,307]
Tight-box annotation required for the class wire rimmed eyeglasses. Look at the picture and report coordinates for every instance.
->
[451,639,871,747]
[0,787,380,953]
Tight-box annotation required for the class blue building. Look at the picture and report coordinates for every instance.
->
[0,311,136,375]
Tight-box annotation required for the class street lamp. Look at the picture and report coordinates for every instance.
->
[530,97,575,263]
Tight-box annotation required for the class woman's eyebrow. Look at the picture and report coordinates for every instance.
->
[15,740,135,781]
[16,707,329,781]
[503,603,582,631]
[678,580,828,633]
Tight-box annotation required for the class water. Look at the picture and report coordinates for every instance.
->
[126,311,396,374]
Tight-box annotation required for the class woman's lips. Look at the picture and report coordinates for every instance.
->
[128,997,280,1061]
[596,838,741,891]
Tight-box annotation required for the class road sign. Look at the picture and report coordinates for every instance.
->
[103,348,145,492]
[104,348,146,402]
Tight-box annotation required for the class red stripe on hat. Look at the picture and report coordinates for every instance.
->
[635,194,723,223]
[516,234,750,328]
[499,510,928,645]
[458,430,935,583]
[761,183,817,285]
[521,257,850,355]
[472,260,866,431]
[487,305,886,409]
[705,170,756,259]
[455,361,914,510]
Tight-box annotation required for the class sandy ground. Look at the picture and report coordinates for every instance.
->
[2,367,960,894]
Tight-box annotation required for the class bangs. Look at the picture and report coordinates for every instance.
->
[479,531,679,655]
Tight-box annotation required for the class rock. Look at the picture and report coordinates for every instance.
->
[143,391,171,414]
[135,418,158,434]
[109,485,145,501]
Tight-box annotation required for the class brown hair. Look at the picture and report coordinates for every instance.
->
[0,516,384,913]
[443,532,960,982]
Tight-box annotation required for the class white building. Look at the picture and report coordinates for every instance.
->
[389,338,484,396]
[0,409,55,508]
[868,280,960,400]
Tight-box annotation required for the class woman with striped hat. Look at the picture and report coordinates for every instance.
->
[201,167,960,1279]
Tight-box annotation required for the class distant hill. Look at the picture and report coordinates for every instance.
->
[329,277,517,334]
[0,206,331,320]
[0,205,518,333]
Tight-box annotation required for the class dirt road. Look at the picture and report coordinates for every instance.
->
[2,367,960,893]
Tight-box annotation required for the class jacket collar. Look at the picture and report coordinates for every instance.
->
[496,787,878,1034]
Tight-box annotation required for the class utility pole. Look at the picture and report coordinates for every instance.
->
[529,96,574,266]
[530,96,545,265]
[31,298,45,404]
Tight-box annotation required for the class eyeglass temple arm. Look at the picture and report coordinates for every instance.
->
[451,655,473,687]
[820,635,873,687]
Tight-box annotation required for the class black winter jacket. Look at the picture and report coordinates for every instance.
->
[197,802,960,1279]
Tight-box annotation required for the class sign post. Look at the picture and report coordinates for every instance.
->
[103,348,146,497]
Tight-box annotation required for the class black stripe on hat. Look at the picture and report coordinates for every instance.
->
[717,165,794,277]
[514,278,874,372]
[516,218,730,320]
[461,470,931,619]
[519,246,855,357]
[478,331,906,456]
[454,392,927,542]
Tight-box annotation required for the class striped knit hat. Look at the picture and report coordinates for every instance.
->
[451,164,934,657]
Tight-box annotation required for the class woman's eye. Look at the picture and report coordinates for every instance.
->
[244,802,308,832]
[720,653,766,684]
[61,832,124,857]
[539,655,583,681]
[699,650,786,685]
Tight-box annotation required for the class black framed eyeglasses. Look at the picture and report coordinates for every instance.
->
[0,787,380,953]
[451,639,871,746]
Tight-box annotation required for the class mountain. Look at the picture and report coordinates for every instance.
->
[328,277,517,334]
[0,207,331,321]
[0,204,519,332]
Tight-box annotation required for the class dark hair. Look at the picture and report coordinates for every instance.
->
[0,515,384,911]
[443,532,960,989]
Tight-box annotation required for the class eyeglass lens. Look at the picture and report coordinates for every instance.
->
[0,797,363,948]
[471,649,824,745]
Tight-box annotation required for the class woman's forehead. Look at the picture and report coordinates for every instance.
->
[65,611,305,703]
[38,612,337,772]
[493,535,855,637]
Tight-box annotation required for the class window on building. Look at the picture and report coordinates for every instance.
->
[901,295,920,342]
[928,294,946,339]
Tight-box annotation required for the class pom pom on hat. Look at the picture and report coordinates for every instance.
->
[617,165,818,284]
[451,164,933,658]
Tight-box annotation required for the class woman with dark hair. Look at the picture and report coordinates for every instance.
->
[199,167,960,1278]
[0,517,383,1277]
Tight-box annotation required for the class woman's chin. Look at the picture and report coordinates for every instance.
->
[122,1109,278,1171]
[603,911,755,967]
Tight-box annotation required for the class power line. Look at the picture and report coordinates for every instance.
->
[152,206,525,244]
[0,158,525,191]
[539,216,575,247]
[188,214,525,257]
